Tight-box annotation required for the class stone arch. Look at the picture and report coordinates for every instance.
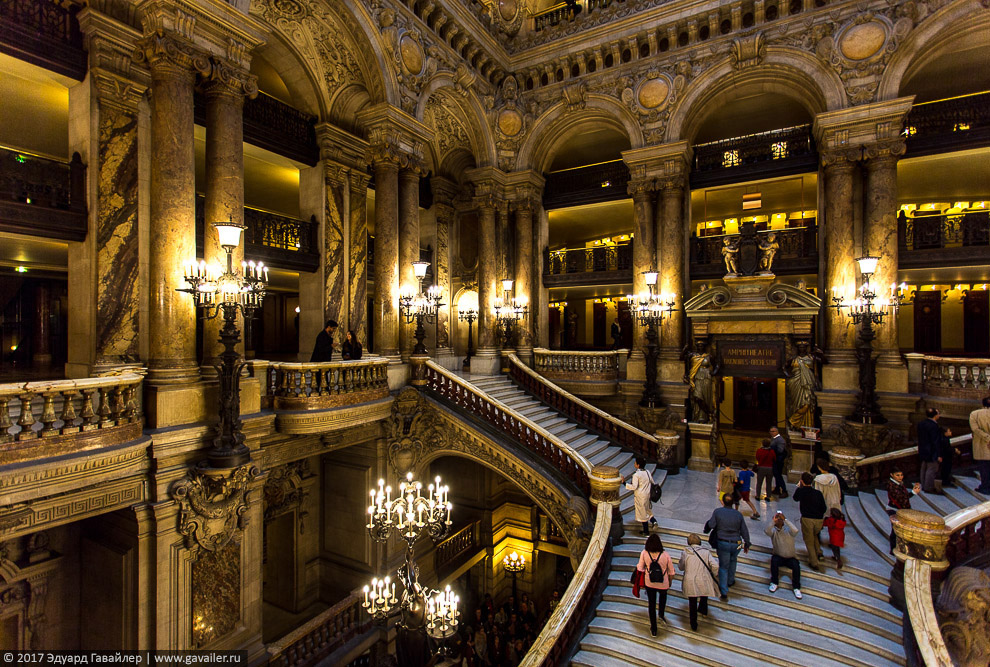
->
[667,50,845,143]
[877,0,990,101]
[516,95,644,172]
[417,75,497,172]
[251,32,324,117]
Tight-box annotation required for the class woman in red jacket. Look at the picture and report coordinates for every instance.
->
[636,534,676,637]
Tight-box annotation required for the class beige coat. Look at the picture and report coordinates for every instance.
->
[815,473,842,510]
[678,545,720,598]
[625,468,654,523]
[970,407,990,461]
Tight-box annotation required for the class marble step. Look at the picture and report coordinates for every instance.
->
[953,473,989,501]
[861,490,893,538]
[532,414,569,429]
[943,483,977,510]
[843,495,896,566]
[575,627,723,667]
[914,487,962,516]
[589,446,623,467]
[548,423,583,439]
[595,592,903,667]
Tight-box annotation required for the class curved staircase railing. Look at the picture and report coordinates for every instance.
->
[424,360,615,665]
[506,352,659,463]
[856,434,972,489]
[901,500,990,667]
[533,348,622,382]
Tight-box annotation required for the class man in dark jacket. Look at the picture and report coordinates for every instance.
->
[310,319,338,362]
[917,408,946,493]
[769,426,789,498]
[704,493,751,600]
[792,472,827,571]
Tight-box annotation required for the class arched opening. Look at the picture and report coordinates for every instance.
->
[691,91,813,144]
[898,27,990,102]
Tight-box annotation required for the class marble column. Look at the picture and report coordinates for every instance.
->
[135,31,209,384]
[477,198,498,352]
[629,179,656,357]
[657,177,685,365]
[431,177,458,355]
[534,203,550,349]
[348,171,371,346]
[32,284,51,367]
[372,155,400,359]
[398,166,421,360]
[822,150,859,354]
[324,162,348,327]
[86,64,145,373]
[202,59,256,368]
[514,197,535,352]
[864,139,906,358]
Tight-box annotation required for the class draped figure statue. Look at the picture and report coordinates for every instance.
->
[785,341,826,429]
[683,341,719,424]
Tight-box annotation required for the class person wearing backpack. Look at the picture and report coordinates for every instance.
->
[636,534,675,637]
[623,457,658,536]
[678,533,720,631]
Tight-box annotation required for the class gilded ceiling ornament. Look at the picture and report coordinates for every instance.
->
[399,33,425,76]
[731,32,767,70]
[171,464,260,553]
[839,21,888,60]
[272,0,306,18]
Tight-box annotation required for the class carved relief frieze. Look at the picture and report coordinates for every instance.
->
[425,93,472,159]
[170,464,260,554]
[264,461,310,531]
[937,566,990,667]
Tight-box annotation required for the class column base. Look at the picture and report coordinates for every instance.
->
[515,346,533,367]
[686,422,715,472]
[144,377,260,429]
[145,362,201,386]
[626,356,645,382]
[432,349,460,372]
[387,362,410,390]
[471,348,500,376]
[788,435,817,482]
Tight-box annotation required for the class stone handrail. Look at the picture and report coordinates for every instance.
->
[855,434,972,489]
[435,520,480,573]
[423,360,592,494]
[922,355,990,397]
[0,373,144,465]
[533,348,621,381]
[267,358,389,411]
[266,592,369,667]
[520,501,612,667]
[507,353,659,463]
[898,500,990,667]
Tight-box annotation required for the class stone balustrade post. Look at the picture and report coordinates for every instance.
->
[828,445,865,491]
[890,509,951,609]
[589,465,623,543]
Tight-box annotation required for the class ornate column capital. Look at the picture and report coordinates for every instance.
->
[628,177,655,202]
[821,146,862,170]
[349,170,371,193]
[92,69,148,112]
[863,137,907,166]
[324,161,350,188]
[431,176,460,206]
[79,8,150,111]
[133,29,211,79]
[201,56,258,100]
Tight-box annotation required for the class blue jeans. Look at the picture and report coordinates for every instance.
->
[716,539,740,596]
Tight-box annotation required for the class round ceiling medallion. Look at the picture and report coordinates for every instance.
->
[840,22,887,60]
[638,78,670,110]
[498,0,517,22]
[498,109,523,137]
[399,35,424,75]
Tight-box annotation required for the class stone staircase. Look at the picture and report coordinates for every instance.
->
[464,374,664,517]
[844,471,989,566]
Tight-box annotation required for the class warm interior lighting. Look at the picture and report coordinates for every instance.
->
[502,279,514,292]
[15,266,27,273]
[742,192,762,210]
[644,271,659,286]
[856,255,879,276]
[412,261,430,279]
[457,290,479,312]
[214,221,245,248]
[294,306,301,313]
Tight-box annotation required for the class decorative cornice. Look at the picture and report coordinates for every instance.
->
[201,55,258,99]
[316,122,370,170]
[813,96,915,151]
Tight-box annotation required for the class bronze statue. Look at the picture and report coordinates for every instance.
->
[784,341,826,429]
[759,232,779,274]
[682,340,719,424]
[721,237,739,276]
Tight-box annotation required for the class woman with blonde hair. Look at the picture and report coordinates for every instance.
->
[678,533,720,631]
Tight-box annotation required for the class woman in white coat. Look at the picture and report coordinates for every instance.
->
[678,533,721,631]
[624,457,657,536]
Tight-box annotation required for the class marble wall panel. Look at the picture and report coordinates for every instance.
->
[191,540,240,648]
[348,175,369,345]
[324,172,346,325]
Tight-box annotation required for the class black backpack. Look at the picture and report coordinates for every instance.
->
[650,481,663,504]
[648,552,666,584]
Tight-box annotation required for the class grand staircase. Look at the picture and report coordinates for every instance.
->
[461,371,990,667]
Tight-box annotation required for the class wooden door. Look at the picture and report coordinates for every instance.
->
[617,301,633,348]
[593,302,607,348]
[913,291,942,353]
[549,307,561,349]
[733,377,776,431]
[964,290,990,355]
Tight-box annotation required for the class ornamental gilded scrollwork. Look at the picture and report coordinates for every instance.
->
[170,464,260,553]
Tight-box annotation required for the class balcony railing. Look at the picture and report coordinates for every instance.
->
[195,196,319,273]
[0,373,144,466]
[0,0,86,79]
[533,348,621,382]
[544,242,632,286]
[543,160,630,209]
[922,355,990,398]
[434,520,480,575]
[897,210,990,268]
[0,146,87,241]
[690,225,818,278]
[266,592,370,667]
[267,359,390,411]
[533,2,579,31]
[905,92,990,157]
[691,125,817,187]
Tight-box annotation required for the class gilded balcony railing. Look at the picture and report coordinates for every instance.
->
[533,2,578,31]
[922,356,990,398]
[0,146,87,241]
[691,125,817,187]
[897,210,989,267]
[543,160,631,208]
[267,359,390,411]
[266,592,370,667]
[904,91,990,157]
[690,225,818,277]
[0,373,144,465]
[0,0,86,79]
[533,348,621,381]
[545,243,633,276]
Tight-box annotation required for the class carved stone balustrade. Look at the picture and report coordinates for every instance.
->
[267,359,390,411]
[853,434,973,491]
[922,356,990,399]
[434,520,481,576]
[266,591,371,667]
[534,348,621,382]
[0,373,144,465]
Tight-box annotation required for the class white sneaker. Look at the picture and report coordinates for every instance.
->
[768,584,778,593]
[794,589,803,599]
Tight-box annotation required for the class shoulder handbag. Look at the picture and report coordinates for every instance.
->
[690,547,720,587]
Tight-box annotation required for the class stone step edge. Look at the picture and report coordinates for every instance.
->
[577,632,724,667]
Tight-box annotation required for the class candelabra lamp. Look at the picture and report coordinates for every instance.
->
[830,255,903,424]
[503,550,525,602]
[457,291,479,372]
[363,472,459,657]
[400,261,444,355]
[178,220,267,468]
[493,279,528,349]
[627,271,676,408]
